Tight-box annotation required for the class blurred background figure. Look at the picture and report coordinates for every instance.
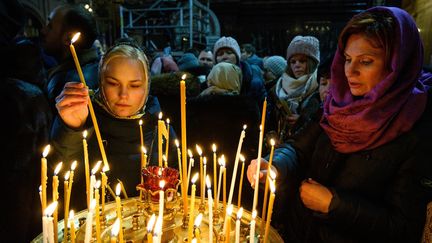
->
[263,55,287,91]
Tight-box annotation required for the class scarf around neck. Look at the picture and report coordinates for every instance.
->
[320,6,431,153]
[275,71,318,114]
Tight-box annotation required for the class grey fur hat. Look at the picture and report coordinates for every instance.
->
[286,35,320,63]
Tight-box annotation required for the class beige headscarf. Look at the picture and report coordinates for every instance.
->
[200,62,242,96]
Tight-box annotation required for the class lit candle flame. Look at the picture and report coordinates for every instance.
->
[147,214,156,232]
[191,173,199,184]
[270,138,275,146]
[206,175,211,189]
[269,168,277,180]
[270,180,276,193]
[91,161,102,175]
[212,143,217,152]
[71,161,77,171]
[139,119,143,126]
[166,118,170,124]
[65,171,70,181]
[191,239,197,243]
[227,204,233,215]
[68,210,75,227]
[102,164,110,173]
[39,185,42,192]
[142,146,147,154]
[83,130,88,139]
[158,112,163,120]
[181,74,187,80]
[54,162,63,175]
[240,154,245,162]
[218,155,226,167]
[175,139,180,148]
[203,157,207,165]
[115,183,121,196]
[194,213,203,227]
[95,180,101,189]
[188,149,193,158]
[71,32,81,44]
[111,218,120,237]
[44,201,58,216]
[243,124,247,130]
[237,207,243,219]
[42,144,50,158]
[195,144,202,156]
[159,180,166,189]
[252,210,257,219]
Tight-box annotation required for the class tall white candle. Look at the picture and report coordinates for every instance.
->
[146,214,156,243]
[90,161,102,207]
[228,125,246,207]
[253,98,267,212]
[84,199,96,243]
[153,216,163,243]
[43,201,57,243]
[206,176,213,243]
[115,183,124,243]
[188,173,199,242]
[249,210,257,243]
[186,149,194,193]
[216,157,225,210]
[212,144,217,203]
[235,207,243,243]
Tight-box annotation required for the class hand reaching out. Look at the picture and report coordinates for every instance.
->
[55,82,89,129]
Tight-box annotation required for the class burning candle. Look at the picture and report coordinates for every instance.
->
[203,157,207,206]
[216,156,225,211]
[180,74,188,215]
[94,180,102,243]
[69,210,76,243]
[165,118,170,163]
[237,154,246,207]
[159,180,166,223]
[83,130,90,209]
[39,185,42,206]
[111,218,120,243]
[212,144,217,203]
[224,204,233,243]
[235,207,243,243]
[141,146,148,169]
[117,179,128,199]
[52,162,63,243]
[249,210,257,243]
[43,201,57,243]
[101,165,109,214]
[186,149,194,194]
[146,214,156,243]
[193,213,203,242]
[115,183,124,243]
[41,145,50,212]
[262,146,276,231]
[263,180,276,243]
[206,176,213,243]
[223,156,227,212]
[158,112,165,167]
[174,140,183,196]
[195,144,204,205]
[63,171,70,242]
[139,119,145,166]
[162,154,168,168]
[228,125,247,207]
[252,98,267,213]
[188,173,199,242]
[90,161,102,207]
[84,199,96,243]
[70,33,109,170]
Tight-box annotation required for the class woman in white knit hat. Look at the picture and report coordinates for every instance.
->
[266,35,321,144]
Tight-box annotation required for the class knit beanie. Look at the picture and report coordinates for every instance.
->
[286,35,320,63]
[213,36,241,64]
[264,55,287,77]
[177,53,200,71]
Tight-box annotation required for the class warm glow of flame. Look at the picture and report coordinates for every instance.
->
[212,143,217,152]
[95,180,101,189]
[270,180,276,193]
[90,199,96,210]
[158,168,162,177]
[39,185,42,192]
[139,119,143,126]
[195,144,202,156]
[270,139,275,146]
[146,214,156,232]
[194,213,203,227]
[54,162,63,175]
[142,146,147,154]
[237,207,243,219]
[159,180,166,189]
[102,164,109,173]
[158,112,163,120]
[68,210,75,227]
[252,210,257,219]
[243,124,247,130]
[227,204,233,215]
[269,168,277,180]
[83,130,88,139]
[191,239,197,243]
[162,154,167,162]
[181,74,187,80]
[71,32,80,44]
[91,161,102,175]
[206,175,211,188]
[64,171,70,181]
[42,144,50,158]
[191,173,199,183]
[166,118,170,124]
[240,154,245,162]
[188,149,193,158]
[116,183,121,196]
[175,139,179,148]
[203,157,207,165]
[71,161,77,171]
[111,218,120,236]
[218,155,226,167]
[44,201,58,216]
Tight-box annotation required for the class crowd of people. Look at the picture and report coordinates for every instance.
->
[2,0,432,242]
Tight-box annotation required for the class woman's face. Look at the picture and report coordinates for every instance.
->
[216,48,237,65]
[289,54,308,78]
[102,57,148,117]
[344,34,389,96]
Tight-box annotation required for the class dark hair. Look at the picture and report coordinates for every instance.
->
[339,10,394,69]
[241,43,256,55]
[318,53,335,81]
[61,4,97,49]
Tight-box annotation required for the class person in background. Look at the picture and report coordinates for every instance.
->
[263,55,287,92]
[317,54,334,102]
[213,36,267,106]
[241,43,264,70]
[41,3,100,113]
[266,35,321,144]
[0,0,52,241]
[51,41,176,210]
[198,49,214,68]
[247,6,432,242]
